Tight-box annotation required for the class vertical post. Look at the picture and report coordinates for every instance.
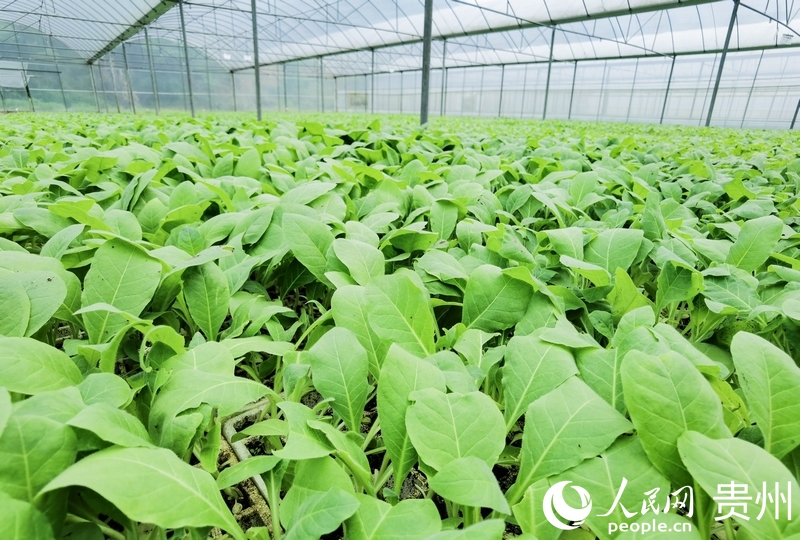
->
[625,58,639,122]
[741,50,763,128]
[334,76,338,112]
[440,38,447,116]
[568,60,577,119]
[498,64,505,117]
[364,73,368,113]
[370,49,375,113]
[97,61,110,112]
[597,61,607,121]
[319,57,324,112]
[400,72,404,114]
[145,28,160,114]
[108,56,122,113]
[122,43,136,114]
[705,0,739,127]
[250,0,261,120]
[89,63,100,112]
[542,25,556,120]
[231,72,237,111]
[660,55,676,124]
[791,98,800,129]
[419,0,434,125]
[49,36,69,111]
[282,63,288,111]
[178,0,195,117]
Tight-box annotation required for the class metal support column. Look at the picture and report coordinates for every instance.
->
[89,63,100,113]
[250,0,261,120]
[334,76,338,112]
[542,26,556,120]
[370,49,375,113]
[740,50,763,128]
[440,38,447,116]
[705,0,739,127]
[178,0,195,117]
[122,43,136,114]
[49,36,69,111]
[660,55,676,124]
[568,61,577,119]
[107,56,122,113]
[400,73,404,114]
[282,63,288,111]
[97,61,110,112]
[625,58,639,122]
[319,57,324,112]
[231,72,237,111]
[145,28,160,114]
[791,98,800,129]
[419,0,434,125]
[498,64,505,117]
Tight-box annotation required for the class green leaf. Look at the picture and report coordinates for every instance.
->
[184,262,230,341]
[507,377,632,505]
[512,479,559,540]
[428,520,505,540]
[331,238,384,285]
[726,215,784,271]
[575,347,625,414]
[216,456,281,489]
[42,446,245,539]
[502,335,578,431]
[283,487,359,540]
[732,332,800,459]
[273,402,332,460]
[0,415,77,501]
[558,436,670,540]
[462,265,533,332]
[546,227,584,260]
[377,345,446,486]
[431,199,459,240]
[0,338,82,394]
[429,456,511,514]
[679,432,800,538]
[283,213,335,286]
[656,263,703,311]
[366,273,436,357]
[0,494,54,540]
[331,285,388,378]
[7,272,67,337]
[77,373,131,407]
[308,327,369,432]
[66,403,154,448]
[584,229,644,274]
[0,388,10,439]
[234,148,261,179]
[81,238,161,344]
[345,495,442,540]
[0,277,29,336]
[609,269,653,322]
[621,350,730,487]
[406,388,505,471]
[280,457,351,526]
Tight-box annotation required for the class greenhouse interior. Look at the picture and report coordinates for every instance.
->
[0,0,798,127]
[3,1,800,540]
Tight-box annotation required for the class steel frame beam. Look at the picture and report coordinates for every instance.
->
[89,64,100,112]
[178,0,196,117]
[122,42,136,114]
[660,55,676,124]
[251,0,262,121]
[498,64,505,117]
[440,39,447,116]
[740,49,763,128]
[568,61,578,119]
[420,0,434,125]
[88,0,177,65]
[542,26,556,120]
[705,0,740,127]
[792,99,800,130]
[145,28,160,114]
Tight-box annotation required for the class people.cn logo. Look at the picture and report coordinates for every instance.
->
[543,481,593,530]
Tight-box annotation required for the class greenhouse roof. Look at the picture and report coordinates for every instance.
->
[0,0,797,75]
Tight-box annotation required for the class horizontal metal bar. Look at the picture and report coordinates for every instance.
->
[88,0,178,64]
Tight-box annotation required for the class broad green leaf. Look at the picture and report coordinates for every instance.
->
[406,388,505,471]
[0,277,29,336]
[234,148,261,179]
[428,520,505,540]
[345,495,442,540]
[726,215,783,271]
[280,457,351,526]
[283,487,359,540]
[77,373,131,407]
[42,446,244,539]
[575,347,625,414]
[732,332,800,459]
[331,285,388,378]
[656,262,703,311]
[377,345,446,486]
[0,494,54,540]
[502,335,578,430]
[66,403,154,448]
[430,199,459,240]
[462,264,533,332]
[609,269,653,322]
[0,338,82,394]
[283,213,334,286]
[679,432,800,538]
[559,256,610,287]
[585,229,644,274]
[273,402,332,460]
[308,327,369,432]
[621,350,730,487]
[507,377,632,505]
[216,456,281,489]
[81,238,161,344]
[546,227,584,260]
[641,192,667,241]
[559,436,670,540]
[366,273,436,357]
[429,456,511,514]
[331,238,384,285]
[0,388,10,438]
[0,415,77,501]
[184,262,230,341]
